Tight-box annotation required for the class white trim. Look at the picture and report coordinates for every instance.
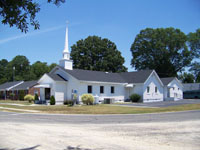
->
[38,74,54,83]
[144,70,164,86]
[53,66,78,82]
[7,81,24,91]
[79,80,127,85]
[34,84,50,88]
[174,77,183,88]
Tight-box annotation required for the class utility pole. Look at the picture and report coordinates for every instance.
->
[13,66,15,81]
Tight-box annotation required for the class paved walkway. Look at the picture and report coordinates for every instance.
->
[115,99,200,108]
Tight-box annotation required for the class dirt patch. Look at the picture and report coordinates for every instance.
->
[0,121,199,150]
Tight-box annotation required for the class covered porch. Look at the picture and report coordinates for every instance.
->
[34,84,51,104]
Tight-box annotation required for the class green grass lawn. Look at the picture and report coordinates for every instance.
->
[0,100,200,114]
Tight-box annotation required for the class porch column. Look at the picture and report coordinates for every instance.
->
[4,90,6,100]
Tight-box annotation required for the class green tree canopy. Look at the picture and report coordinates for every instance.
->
[178,72,195,83]
[49,63,57,71]
[31,61,49,79]
[0,59,8,84]
[71,36,127,73]
[6,55,30,81]
[130,27,193,77]
[0,0,65,33]
[0,56,57,84]
[189,62,200,83]
[188,28,200,57]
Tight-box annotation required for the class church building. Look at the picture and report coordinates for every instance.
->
[35,25,183,104]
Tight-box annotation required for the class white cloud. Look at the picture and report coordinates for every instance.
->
[0,25,65,45]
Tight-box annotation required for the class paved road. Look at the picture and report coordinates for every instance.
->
[0,110,200,124]
[118,99,200,107]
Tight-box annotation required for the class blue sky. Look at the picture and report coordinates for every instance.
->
[0,0,200,71]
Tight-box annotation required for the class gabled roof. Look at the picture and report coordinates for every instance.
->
[0,81,23,91]
[64,69,126,83]
[119,70,153,83]
[12,81,38,90]
[47,73,68,82]
[55,66,154,84]
[160,77,175,85]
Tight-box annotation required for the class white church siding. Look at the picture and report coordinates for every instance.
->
[165,79,183,101]
[54,81,67,104]
[53,67,80,101]
[125,84,143,100]
[143,72,163,102]
[78,81,126,103]
[37,74,54,101]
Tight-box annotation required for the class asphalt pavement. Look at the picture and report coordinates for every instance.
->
[0,110,199,124]
[117,99,200,108]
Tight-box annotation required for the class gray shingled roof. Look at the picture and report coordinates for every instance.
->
[57,66,154,84]
[12,81,38,90]
[0,81,23,91]
[47,73,68,82]
[183,83,200,92]
[65,69,126,83]
[160,77,175,85]
[119,70,153,83]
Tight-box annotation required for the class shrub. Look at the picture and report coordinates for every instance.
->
[81,94,94,105]
[10,93,15,100]
[63,100,74,106]
[19,90,25,100]
[34,94,39,100]
[130,94,141,102]
[0,92,3,99]
[50,95,55,105]
[24,94,34,103]
[73,93,77,100]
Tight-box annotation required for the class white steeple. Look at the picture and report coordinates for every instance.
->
[59,21,73,70]
[63,21,69,53]
[62,21,70,60]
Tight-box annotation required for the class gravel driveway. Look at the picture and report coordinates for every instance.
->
[0,121,199,150]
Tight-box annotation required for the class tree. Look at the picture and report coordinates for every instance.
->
[71,36,127,72]
[178,72,195,83]
[0,59,8,84]
[189,62,200,83]
[130,28,193,77]
[5,55,30,81]
[0,0,65,33]
[49,63,57,71]
[31,61,49,79]
[188,28,200,57]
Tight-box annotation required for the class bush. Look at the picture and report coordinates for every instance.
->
[24,94,34,103]
[19,90,25,100]
[50,95,55,105]
[0,92,3,99]
[34,94,39,100]
[73,93,77,100]
[81,94,94,105]
[130,94,141,103]
[10,93,15,100]
[63,100,74,106]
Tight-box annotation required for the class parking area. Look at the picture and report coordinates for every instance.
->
[116,99,200,108]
